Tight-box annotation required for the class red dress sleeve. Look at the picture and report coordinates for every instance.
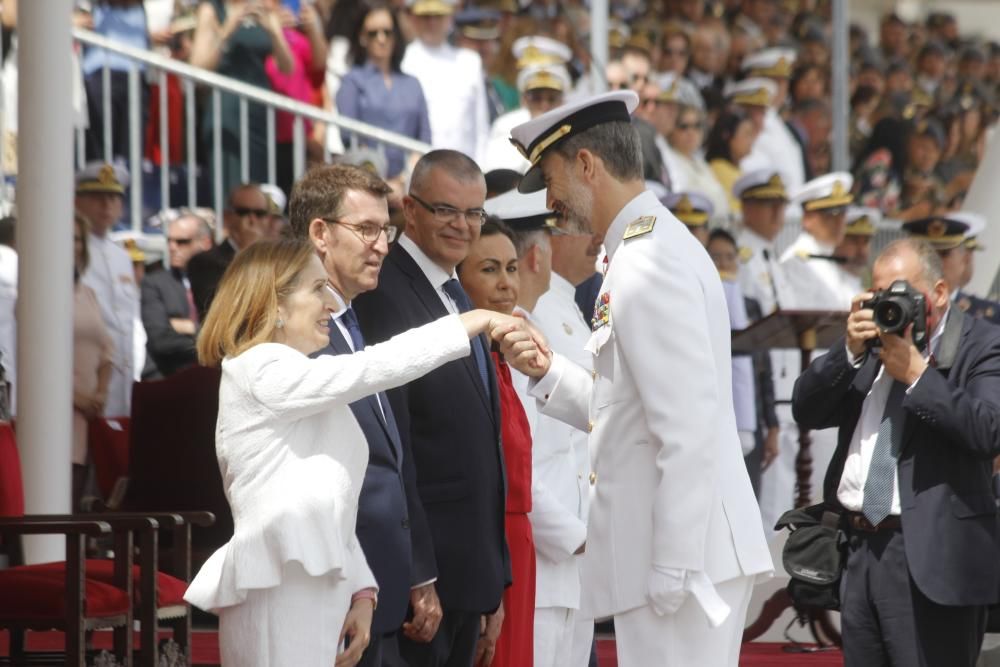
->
[492,352,532,514]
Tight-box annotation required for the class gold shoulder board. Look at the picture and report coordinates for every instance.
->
[623,215,656,240]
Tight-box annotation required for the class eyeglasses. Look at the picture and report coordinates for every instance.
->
[365,28,394,39]
[409,193,487,226]
[322,218,398,244]
[676,122,703,131]
[167,237,194,246]
[231,206,270,219]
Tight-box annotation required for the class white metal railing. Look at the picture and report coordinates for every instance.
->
[66,28,431,234]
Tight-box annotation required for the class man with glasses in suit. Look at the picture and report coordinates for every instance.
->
[353,150,510,667]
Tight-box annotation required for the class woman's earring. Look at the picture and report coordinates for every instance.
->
[276,317,284,329]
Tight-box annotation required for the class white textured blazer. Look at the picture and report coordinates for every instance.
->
[184,315,470,612]
[531,190,773,619]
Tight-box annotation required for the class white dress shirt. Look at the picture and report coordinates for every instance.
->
[837,308,951,515]
[397,234,460,315]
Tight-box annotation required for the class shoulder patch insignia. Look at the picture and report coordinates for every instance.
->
[795,248,811,260]
[623,215,656,240]
[739,246,753,263]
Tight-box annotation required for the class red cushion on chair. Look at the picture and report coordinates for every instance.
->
[0,568,130,623]
[20,559,188,607]
[0,423,24,517]
[88,418,131,500]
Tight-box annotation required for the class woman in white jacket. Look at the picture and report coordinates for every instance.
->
[184,238,526,666]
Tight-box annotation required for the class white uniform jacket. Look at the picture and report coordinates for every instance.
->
[530,191,772,619]
[401,41,489,163]
[779,232,851,311]
[81,233,139,417]
[740,107,806,203]
[483,107,530,174]
[518,275,592,611]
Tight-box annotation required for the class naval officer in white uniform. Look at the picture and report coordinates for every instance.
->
[487,187,597,667]
[76,163,139,417]
[500,91,772,666]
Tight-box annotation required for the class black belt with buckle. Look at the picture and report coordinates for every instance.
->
[847,512,901,533]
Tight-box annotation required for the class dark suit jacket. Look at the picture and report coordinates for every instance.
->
[792,310,1000,606]
[956,290,1000,326]
[140,266,198,376]
[313,324,415,634]
[187,241,235,320]
[353,243,510,614]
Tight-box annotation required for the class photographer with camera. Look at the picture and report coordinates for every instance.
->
[791,238,1000,667]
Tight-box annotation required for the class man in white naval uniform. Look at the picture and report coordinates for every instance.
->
[738,49,805,212]
[402,0,489,162]
[487,187,596,667]
[76,163,139,418]
[503,91,772,666]
[483,63,571,174]
[780,172,855,311]
[733,169,797,534]
[833,206,879,305]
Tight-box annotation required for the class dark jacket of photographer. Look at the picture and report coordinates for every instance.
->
[792,309,1000,606]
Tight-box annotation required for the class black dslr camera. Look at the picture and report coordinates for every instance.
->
[863,280,928,351]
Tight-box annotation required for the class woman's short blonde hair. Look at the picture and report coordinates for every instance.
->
[196,238,315,367]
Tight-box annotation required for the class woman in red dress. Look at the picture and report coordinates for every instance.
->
[458,219,535,667]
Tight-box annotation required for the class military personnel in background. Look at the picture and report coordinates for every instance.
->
[735,169,795,314]
[75,162,140,418]
[739,48,806,202]
[664,191,713,246]
[781,171,855,310]
[484,59,572,174]
[454,7,518,122]
[725,77,776,140]
[902,212,1000,325]
[833,206,879,304]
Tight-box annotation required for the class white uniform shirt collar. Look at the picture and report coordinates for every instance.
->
[794,231,835,256]
[548,272,576,300]
[399,232,457,288]
[740,227,776,254]
[604,190,660,262]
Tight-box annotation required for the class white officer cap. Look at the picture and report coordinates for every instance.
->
[407,0,455,17]
[517,64,571,94]
[733,169,788,201]
[484,188,559,232]
[725,77,778,108]
[950,211,987,250]
[845,206,881,236]
[512,36,572,69]
[259,183,287,215]
[510,90,640,194]
[792,172,854,212]
[662,191,714,227]
[76,161,129,195]
[741,47,797,78]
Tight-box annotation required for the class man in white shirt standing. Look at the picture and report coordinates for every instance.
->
[401,0,490,163]
[76,162,139,418]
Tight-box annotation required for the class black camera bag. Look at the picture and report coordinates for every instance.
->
[774,503,847,611]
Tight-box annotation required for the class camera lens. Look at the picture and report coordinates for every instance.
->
[880,303,902,325]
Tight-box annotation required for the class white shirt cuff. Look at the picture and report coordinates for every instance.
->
[411,578,437,590]
[528,353,566,402]
[846,342,864,368]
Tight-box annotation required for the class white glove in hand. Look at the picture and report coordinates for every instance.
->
[647,565,689,616]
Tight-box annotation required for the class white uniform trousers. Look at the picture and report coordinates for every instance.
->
[572,615,595,667]
[612,575,754,667]
[535,607,577,667]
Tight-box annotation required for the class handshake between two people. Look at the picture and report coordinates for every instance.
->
[458,310,553,378]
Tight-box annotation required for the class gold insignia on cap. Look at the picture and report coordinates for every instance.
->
[525,72,564,92]
[927,219,947,238]
[739,246,753,263]
[98,165,117,186]
[831,181,845,198]
[676,196,693,213]
[526,124,572,164]
[623,215,656,239]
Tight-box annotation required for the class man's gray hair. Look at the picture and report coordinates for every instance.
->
[877,238,944,285]
[512,228,550,258]
[552,120,644,183]
[169,211,213,239]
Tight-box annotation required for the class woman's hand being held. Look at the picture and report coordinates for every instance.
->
[335,597,373,667]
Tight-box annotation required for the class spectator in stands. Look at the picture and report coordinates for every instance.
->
[337,0,431,185]
[186,237,514,666]
[658,23,690,77]
[72,212,113,510]
[790,63,828,105]
[76,163,139,418]
[454,8,518,122]
[78,0,150,163]
[787,98,832,181]
[190,0,294,197]
[705,107,755,215]
[879,13,910,62]
[188,183,269,318]
[667,104,730,225]
[264,0,328,198]
[401,0,490,162]
[854,116,915,219]
[141,210,213,376]
[457,219,535,667]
